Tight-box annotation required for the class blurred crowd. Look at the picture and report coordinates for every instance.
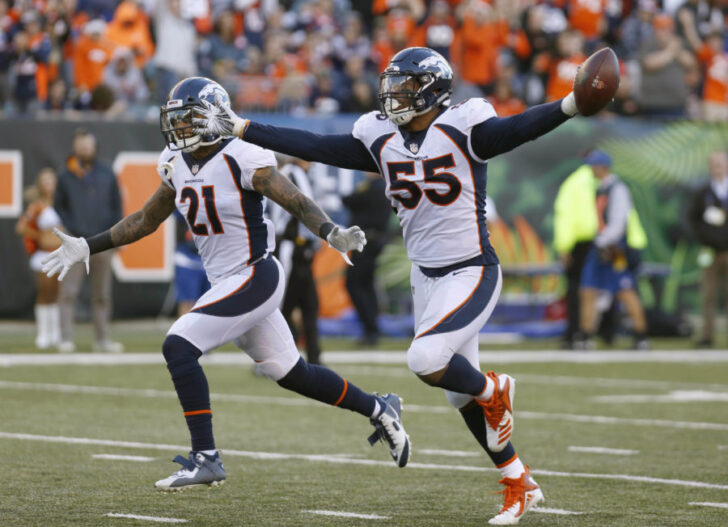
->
[1,0,728,119]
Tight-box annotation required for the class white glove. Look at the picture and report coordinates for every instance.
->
[561,91,578,116]
[41,228,90,280]
[193,94,249,138]
[327,226,367,266]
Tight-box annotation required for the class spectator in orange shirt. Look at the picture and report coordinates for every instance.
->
[72,19,113,97]
[568,0,607,43]
[460,1,507,94]
[698,31,728,121]
[546,29,585,102]
[409,0,458,61]
[105,0,154,68]
[372,22,395,72]
[490,77,527,117]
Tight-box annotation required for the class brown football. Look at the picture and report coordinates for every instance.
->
[573,47,620,117]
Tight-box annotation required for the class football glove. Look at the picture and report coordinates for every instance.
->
[41,228,90,280]
[327,225,367,266]
[561,91,578,116]
[193,94,249,138]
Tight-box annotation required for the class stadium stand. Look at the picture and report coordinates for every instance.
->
[0,0,725,119]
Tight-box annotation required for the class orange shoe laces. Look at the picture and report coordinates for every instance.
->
[494,472,530,515]
[477,371,512,431]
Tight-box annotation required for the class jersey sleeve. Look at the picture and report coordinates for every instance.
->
[352,111,387,148]
[237,142,278,191]
[157,149,177,190]
[459,98,498,130]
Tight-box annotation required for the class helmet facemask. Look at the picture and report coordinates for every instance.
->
[378,71,437,126]
[160,100,223,153]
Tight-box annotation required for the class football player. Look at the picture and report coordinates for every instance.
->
[193,47,593,524]
[41,77,410,491]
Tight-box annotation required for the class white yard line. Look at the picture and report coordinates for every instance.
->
[1,431,727,491]
[689,502,728,510]
[418,449,480,457]
[3,380,728,432]
[593,391,728,403]
[3,350,728,367]
[303,510,390,520]
[568,446,639,455]
[106,513,187,523]
[531,507,583,515]
[92,454,155,462]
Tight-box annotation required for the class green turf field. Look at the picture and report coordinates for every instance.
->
[1,324,727,526]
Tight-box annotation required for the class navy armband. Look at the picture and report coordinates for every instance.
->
[318,222,335,240]
[85,231,114,254]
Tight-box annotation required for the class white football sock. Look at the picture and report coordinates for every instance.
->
[370,400,382,418]
[200,449,217,457]
[478,376,497,400]
[499,455,526,480]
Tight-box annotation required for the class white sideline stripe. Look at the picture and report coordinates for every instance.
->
[2,431,728,491]
[568,446,639,456]
[92,454,154,462]
[593,391,728,403]
[532,507,583,515]
[338,367,728,392]
[419,449,479,457]
[3,350,728,367]
[106,513,187,523]
[303,510,389,520]
[517,411,728,431]
[3,380,728,432]
[689,502,728,510]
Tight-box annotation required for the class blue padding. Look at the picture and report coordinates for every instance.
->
[416,265,499,338]
[192,256,278,317]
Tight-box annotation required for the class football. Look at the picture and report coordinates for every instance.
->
[573,47,620,116]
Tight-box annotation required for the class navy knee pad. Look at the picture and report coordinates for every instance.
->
[163,335,203,378]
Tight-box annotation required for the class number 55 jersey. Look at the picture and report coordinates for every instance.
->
[158,138,278,284]
[353,98,499,269]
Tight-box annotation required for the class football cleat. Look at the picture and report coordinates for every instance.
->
[154,451,226,491]
[367,393,410,467]
[489,466,544,525]
[476,372,515,453]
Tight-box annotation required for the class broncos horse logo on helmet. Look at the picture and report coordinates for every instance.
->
[378,47,454,126]
[160,77,231,152]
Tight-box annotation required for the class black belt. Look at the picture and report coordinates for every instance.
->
[418,254,491,278]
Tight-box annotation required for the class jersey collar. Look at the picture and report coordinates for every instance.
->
[181,138,233,175]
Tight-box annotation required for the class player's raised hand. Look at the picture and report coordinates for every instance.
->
[41,228,90,280]
[193,94,249,138]
[327,225,367,266]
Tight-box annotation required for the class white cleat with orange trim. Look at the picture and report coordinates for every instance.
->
[476,371,515,452]
[488,466,544,525]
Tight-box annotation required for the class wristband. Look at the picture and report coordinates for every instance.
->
[318,222,335,240]
[235,119,251,139]
[85,230,114,254]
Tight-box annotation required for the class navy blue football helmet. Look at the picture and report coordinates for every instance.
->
[378,47,454,126]
[160,77,231,152]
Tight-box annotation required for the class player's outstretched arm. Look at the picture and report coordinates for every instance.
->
[252,166,366,264]
[470,96,577,161]
[42,182,176,280]
[193,96,378,172]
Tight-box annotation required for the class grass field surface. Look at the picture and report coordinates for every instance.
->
[1,322,727,526]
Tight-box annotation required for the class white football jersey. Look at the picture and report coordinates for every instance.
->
[353,98,499,268]
[158,138,277,283]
